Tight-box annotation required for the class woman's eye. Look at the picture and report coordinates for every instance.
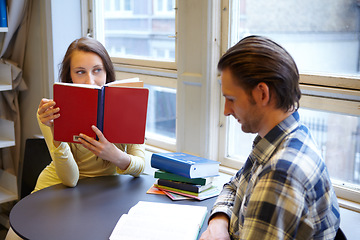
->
[76,70,85,75]
[94,68,102,73]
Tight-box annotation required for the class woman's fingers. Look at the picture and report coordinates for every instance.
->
[38,99,60,126]
[91,125,106,142]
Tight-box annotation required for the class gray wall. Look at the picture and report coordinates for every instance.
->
[19,0,82,164]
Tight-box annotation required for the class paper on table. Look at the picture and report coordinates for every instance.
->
[109,201,208,240]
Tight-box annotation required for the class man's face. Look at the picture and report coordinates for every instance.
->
[221,68,263,134]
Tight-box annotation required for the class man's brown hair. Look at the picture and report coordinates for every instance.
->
[218,35,301,112]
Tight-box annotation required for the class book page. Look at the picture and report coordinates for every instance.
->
[54,82,101,89]
[109,201,208,240]
[106,77,144,88]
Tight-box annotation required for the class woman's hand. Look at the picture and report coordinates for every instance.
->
[37,98,60,127]
[38,98,61,147]
[78,125,131,170]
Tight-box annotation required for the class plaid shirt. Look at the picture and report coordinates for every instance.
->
[211,111,340,240]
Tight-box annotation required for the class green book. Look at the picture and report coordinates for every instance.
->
[154,170,214,186]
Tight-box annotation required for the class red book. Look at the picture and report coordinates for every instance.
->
[53,78,149,144]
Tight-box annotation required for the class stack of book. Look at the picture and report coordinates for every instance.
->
[150,152,221,200]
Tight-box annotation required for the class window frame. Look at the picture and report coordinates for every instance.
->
[218,0,360,206]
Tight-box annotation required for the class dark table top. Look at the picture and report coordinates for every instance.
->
[10,174,217,240]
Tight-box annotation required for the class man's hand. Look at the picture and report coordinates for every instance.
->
[200,213,231,240]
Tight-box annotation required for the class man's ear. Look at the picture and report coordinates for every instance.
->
[253,82,270,106]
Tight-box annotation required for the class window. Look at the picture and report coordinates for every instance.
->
[94,0,176,65]
[220,0,360,204]
[227,0,360,76]
[91,0,177,150]
[154,0,176,16]
[146,84,176,142]
[298,108,360,187]
[104,0,133,15]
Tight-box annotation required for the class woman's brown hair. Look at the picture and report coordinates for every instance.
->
[59,37,115,84]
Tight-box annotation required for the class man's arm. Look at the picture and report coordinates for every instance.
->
[200,171,242,240]
[200,213,230,240]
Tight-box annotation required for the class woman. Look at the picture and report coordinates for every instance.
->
[34,37,145,192]
[6,37,145,240]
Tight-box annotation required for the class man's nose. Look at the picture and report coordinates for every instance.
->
[224,100,232,116]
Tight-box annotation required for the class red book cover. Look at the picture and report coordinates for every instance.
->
[53,79,149,144]
[53,84,99,142]
[103,86,149,143]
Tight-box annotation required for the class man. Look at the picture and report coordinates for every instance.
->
[200,36,340,240]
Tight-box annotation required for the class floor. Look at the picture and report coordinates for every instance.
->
[0,225,6,240]
[0,202,14,240]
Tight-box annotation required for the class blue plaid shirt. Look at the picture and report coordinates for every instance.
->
[211,111,340,239]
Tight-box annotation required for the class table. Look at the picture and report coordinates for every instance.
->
[10,174,217,240]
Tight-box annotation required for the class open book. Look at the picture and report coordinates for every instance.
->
[109,201,208,240]
[53,78,149,144]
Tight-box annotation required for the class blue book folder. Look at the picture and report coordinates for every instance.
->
[0,0,7,28]
[150,152,220,178]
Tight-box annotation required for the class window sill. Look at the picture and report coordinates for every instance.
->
[338,198,360,213]
[219,165,238,176]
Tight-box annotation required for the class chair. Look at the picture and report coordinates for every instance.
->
[335,227,347,240]
[19,138,52,199]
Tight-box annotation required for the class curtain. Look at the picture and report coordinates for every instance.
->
[0,0,32,175]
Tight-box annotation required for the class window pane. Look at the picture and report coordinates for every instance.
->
[157,0,163,12]
[298,108,360,186]
[124,0,132,11]
[114,0,120,11]
[230,0,360,76]
[227,117,256,160]
[100,0,176,62]
[145,84,176,140]
[104,0,111,11]
[167,0,174,11]
[226,108,360,188]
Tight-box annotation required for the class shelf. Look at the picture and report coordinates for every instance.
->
[0,63,12,91]
[0,138,15,148]
[0,186,17,204]
[0,170,17,204]
[0,83,12,91]
[0,119,14,146]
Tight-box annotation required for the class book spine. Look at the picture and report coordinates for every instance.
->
[155,184,220,201]
[151,154,192,178]
[154,184,200,197]
[157,179,201,193]
[154,171,206,185]
[0,0,7,28]
[96,87,105,138]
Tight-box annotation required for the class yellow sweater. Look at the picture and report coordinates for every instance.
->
[33,114,145,192]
